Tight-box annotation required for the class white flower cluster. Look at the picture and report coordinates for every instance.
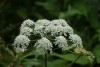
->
[13,19,34,53]
[55,36,68,50]
[34,37,52,55]
[12,19,83,55]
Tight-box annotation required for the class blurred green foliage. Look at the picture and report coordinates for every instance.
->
[0,0,100,67]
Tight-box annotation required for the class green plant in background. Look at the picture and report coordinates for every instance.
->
[12,19,94,67]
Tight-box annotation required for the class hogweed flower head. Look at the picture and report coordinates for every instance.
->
[12,19,94,62]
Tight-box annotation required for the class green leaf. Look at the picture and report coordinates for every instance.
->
[48,59,66,67]
[35,2,59,11]
[51,53,89,65]
[66,6,82,18]
[69,0,100,29]
[93,44,100,63]
[22,59,41,67]
[59,12,66,19]
[72,0,89,16]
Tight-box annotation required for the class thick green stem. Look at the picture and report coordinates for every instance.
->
[44,53,47,67]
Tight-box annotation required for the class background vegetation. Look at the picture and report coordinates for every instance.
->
[0,0,100,67]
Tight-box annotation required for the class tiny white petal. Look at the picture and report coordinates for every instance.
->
[54,36,68,50]
[69,34,83,47]
[20,27,33,36]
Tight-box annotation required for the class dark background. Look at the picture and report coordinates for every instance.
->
[0,0,100,67]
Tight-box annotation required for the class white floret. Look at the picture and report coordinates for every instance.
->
[51,19,68,26]
[12,35,30,51]
[45,25,64,36]
[34,37,53,55]
[20,27,33,36]
[21,19,34,28]
[63,25,74,35]
[69,34,83,47]
[54,36,68,50]
[45,24,58,36]
[36,19,51,26]
[33,24,45,36]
